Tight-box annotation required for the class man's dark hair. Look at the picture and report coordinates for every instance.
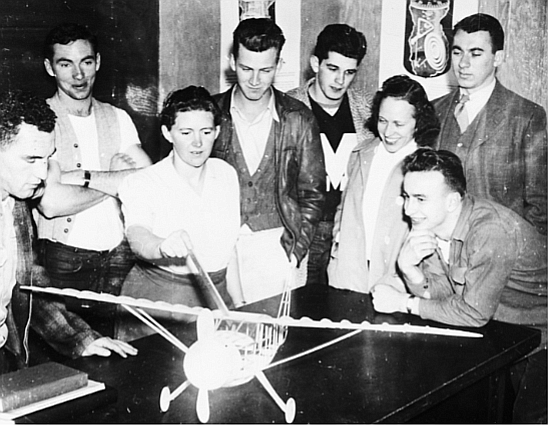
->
[232,18,285,61]
[313,24,367,65]
[367,75,440,147]
[0,90,56,148]
[453,13,504,53]
[44,22,98,61]
[160,86,222,130]
[402,148,467,196]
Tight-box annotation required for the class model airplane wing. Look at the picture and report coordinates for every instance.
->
[21,286,482,338]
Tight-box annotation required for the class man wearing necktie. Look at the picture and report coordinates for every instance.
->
[371,148,547,423]
[453,93,469,133]
[433,13,547,236]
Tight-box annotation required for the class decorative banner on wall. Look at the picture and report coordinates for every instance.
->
[379,0,478,100]
[219,0,301,93]
[404,0,453,78]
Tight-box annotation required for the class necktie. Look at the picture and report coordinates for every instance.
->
[454,93,470,133]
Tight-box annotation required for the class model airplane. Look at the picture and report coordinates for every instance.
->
[21,240,482,423]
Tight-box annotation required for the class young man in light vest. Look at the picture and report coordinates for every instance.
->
[35,23,151,337]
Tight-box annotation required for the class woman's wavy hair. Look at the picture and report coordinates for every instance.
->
[366,75,440,147]
[160,86,222,130]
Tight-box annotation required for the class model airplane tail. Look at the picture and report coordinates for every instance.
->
[21,286,482,338]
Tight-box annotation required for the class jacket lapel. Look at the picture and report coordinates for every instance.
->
[435,90,460,150]
[469,80,507,151]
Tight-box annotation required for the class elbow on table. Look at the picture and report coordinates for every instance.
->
[428,303,492,328]
[433,315,490,329]
[465,316,490,328]
[456,309,492,328]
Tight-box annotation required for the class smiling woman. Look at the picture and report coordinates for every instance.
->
[376,97,416,153]
[115,86,241,342]
[328,75,440,294]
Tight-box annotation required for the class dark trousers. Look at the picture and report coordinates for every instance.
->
[38,239,135,337]
[306,220,334,285]
[510,348,547,423]
[0,347,18,375]
[115,262,233,342]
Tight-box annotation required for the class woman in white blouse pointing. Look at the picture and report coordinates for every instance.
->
[115,86,240,341]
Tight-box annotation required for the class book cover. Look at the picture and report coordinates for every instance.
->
[0,362,88,412]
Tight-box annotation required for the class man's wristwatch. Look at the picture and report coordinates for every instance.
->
[83,170,91,188]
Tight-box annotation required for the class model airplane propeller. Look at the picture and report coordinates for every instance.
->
[21,236,482,423]
[160,306,297,423]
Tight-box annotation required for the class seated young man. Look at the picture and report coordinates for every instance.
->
[116,86,240,341]
[372,148,546,423]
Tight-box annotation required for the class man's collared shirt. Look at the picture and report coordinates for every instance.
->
[0,196,17,348]
[459,78,496,125]
[230,88,279,175]
[409,195,547,335]
[436,238,450,263]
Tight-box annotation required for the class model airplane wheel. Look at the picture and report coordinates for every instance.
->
[197,388,210,423]
[159,386,171,412]
[285,397,296,423]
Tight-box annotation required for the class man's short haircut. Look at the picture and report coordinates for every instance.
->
[402,148,467,196]
[367,75,440,147]
[313,24,367,65]
[160,86,222,130]
[0,90,56,148]
[44,22,98,61]
[453,13,504,53]
[232,18,285,61]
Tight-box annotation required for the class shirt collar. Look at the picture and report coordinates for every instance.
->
[460,78,496,104]
[450,194,474,243]
[1,196,15,214]
[230,86,279,123]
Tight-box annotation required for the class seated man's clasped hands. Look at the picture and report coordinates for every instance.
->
[372,148,546,423]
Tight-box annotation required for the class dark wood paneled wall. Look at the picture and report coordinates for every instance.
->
[159,0,221,97]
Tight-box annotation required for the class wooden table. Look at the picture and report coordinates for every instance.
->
[31,285,541,423]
